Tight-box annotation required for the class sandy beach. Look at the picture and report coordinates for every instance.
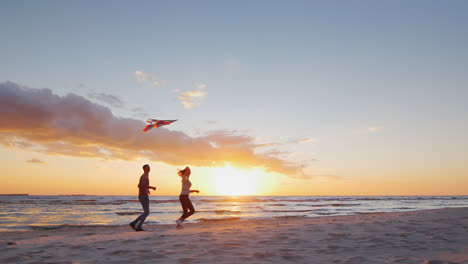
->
[1,207,467,264]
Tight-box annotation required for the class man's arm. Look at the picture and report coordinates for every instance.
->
[146,186,156,195]
[138,176,155,193]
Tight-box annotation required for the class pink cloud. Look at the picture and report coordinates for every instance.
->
[135,70,160,87]
[26,158,44,164]
[176,83,208,109]
[0,82,309,179]
[368,126,384,132]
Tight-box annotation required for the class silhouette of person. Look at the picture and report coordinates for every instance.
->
[175,166,199,228]
[130,164,156,231]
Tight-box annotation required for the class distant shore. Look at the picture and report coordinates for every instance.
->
[1,207,467,263]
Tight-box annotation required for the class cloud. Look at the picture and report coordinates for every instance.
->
[0,82,309,179]
[88,92,150,118]
[177,90,206,109]
[26,158,44,164]
[195,82,207,90]
[293,138,316,144]
[368,126,384,132]
[254,142,282,148]
[254,137,316,148]
[135,70,160,87]
[134,69,207,109]
[130,107,149,118]
[88,93,124,108]
[316,174,340,180]
[176,83,208,109]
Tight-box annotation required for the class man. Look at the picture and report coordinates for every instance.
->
[130,164,156,231]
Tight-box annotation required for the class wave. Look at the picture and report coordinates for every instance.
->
[198,217,241,223]
[1,196,467,214]
[28,224,121,231]
[0,200,126,206]
[114,210,242,215]
[115,211,141,216]
[214,210,242,214]
[274,215,307,219]
[262,209,314,213]
[330,203,361,207]
[195,198,322,203]
[2,196,467,206]
[308,203,361,207]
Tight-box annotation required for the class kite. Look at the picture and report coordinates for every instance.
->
[142,119,177,132]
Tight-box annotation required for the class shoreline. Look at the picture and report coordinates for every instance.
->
[2,194,467,196]
[2,205,467,233]
[1,207,467,263]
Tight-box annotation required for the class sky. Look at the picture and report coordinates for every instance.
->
[1,0,467,196]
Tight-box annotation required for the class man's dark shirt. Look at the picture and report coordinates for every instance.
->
[138,173,149,196]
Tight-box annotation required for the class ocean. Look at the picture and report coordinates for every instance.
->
[1,195,467,232]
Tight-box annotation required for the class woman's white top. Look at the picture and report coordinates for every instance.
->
[180,176,192,195]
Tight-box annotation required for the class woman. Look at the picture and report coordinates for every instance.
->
[176,166,199,228]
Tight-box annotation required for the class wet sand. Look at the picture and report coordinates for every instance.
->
[1,207,467,264]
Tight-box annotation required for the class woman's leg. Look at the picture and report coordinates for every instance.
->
[179,195,189,220]
[180,195,195,221]
[184,197,195,219]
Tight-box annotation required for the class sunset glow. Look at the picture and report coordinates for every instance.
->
[212,166,259,196]
[1,1,468,196]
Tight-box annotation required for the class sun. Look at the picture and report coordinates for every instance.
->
[212,165,259,196]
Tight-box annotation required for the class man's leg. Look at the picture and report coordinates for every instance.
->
[130,196,145,229]
[136,196,150,230]
[130,214,142,229]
